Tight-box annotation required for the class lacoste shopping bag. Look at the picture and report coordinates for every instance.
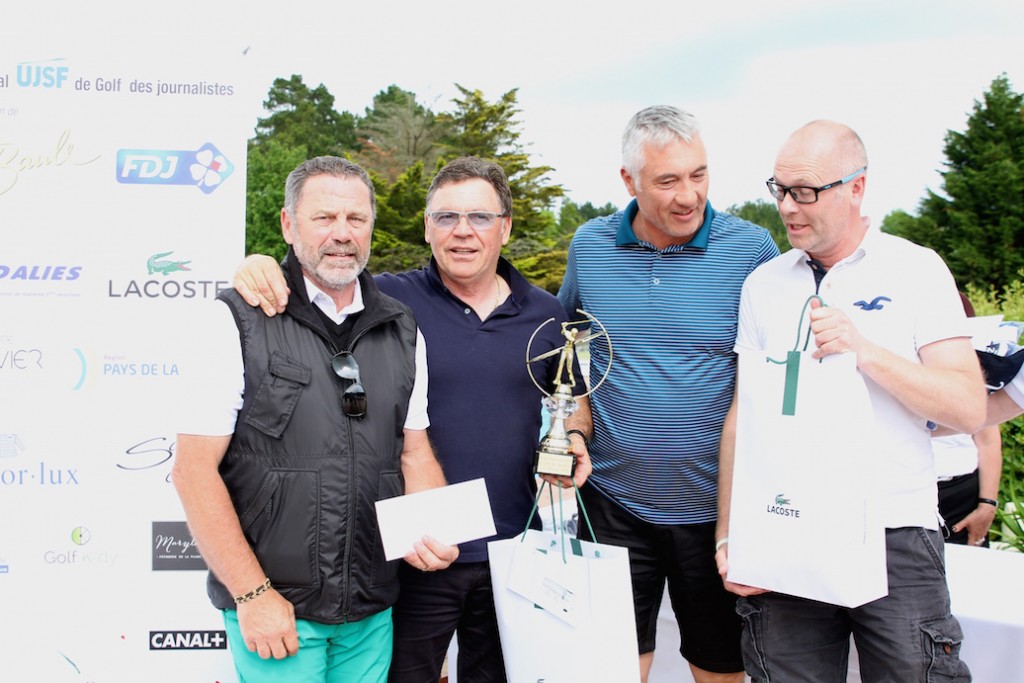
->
[488,526,640,682]
[728,348,887,608]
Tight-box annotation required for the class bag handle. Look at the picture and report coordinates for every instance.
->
[766,295,827,416]
[521,480,597,563]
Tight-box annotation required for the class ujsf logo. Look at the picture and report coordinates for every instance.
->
[116,143,234,194]
[16,58,69,89]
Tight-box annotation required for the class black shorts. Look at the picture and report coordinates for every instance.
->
[578,484,743,674]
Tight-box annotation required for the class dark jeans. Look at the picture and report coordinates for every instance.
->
[738,527,971,683]
[389,561,506,683]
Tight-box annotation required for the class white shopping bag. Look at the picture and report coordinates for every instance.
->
[489,528,640,683]
[728,349,887,608]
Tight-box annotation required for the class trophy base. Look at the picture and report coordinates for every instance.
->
[534,447,576,478]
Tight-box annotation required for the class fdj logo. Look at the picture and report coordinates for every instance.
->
[16,58,69,89]
[116,143,234,194]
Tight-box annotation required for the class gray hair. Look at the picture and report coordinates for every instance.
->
[283,156,376,220]
[426,156,513,217]
[621,106,701,177]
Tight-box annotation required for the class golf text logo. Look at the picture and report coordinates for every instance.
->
[767,493,801,518]
[150,630,227,650]
[16,58,69,89]
[152,521,206,570]
[44,526,117,566]
[107,252,228,299]
[116,143,234,194]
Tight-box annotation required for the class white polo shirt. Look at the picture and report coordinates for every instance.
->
[181,275,429,437]
[735,228,969,529]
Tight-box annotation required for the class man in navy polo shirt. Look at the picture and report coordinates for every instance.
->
[559,106,778,683]
[233,157,592,683]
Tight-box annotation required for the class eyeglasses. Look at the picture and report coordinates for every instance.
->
[331,351,366,419]
[766,167,867,204]
[427,211,507,231]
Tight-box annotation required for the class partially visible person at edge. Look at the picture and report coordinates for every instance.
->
[172,156,459,683]
[983,373,1024,425]
[932,292,1002,547]
[558,105,779,683]
[716,120,986,682]
[231,156,593,683]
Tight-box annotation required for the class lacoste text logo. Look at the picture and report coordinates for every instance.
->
[853,296,891,310]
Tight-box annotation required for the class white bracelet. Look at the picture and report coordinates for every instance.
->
[715,537,729,552]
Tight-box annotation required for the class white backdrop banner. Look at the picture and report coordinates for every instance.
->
[2,32,251,682]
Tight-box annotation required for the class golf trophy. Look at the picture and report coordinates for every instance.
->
[526,311,612,477]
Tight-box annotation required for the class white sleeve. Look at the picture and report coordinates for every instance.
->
[177,301,243,436]
[403,328,430,430]
[1007,367,1024,409]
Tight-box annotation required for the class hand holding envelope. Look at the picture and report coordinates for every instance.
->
[375,478,497,564]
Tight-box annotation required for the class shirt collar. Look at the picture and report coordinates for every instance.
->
[304,275,365,325]
[615,198,716,250]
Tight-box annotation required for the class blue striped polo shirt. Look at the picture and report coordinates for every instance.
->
[559,199,779,524]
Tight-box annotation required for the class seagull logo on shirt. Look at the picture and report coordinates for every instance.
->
[853,296,891,311]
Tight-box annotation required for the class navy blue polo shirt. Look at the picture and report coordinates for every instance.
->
[376,257,581,562]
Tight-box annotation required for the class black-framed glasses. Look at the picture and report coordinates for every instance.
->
[427,210,507,231]
[331,351,366,419]
[766,166,867,204]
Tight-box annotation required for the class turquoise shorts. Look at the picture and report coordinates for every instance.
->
[222,607,393,682]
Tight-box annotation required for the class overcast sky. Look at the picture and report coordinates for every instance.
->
[15,0,1024,223]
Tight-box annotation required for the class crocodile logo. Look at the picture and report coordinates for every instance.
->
[147,252,191,275]
[853,296,891,311]
[775,494,791,506]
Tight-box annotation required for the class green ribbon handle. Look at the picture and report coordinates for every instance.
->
[766,295,827,417]
[782,350,801,416]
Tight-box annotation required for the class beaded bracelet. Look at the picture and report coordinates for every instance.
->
[233,578,272,604]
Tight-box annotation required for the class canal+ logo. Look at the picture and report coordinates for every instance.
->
[116,143,234,194]
[16,58,69,89]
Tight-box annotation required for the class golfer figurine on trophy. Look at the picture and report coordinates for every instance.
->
[526,311,612,478]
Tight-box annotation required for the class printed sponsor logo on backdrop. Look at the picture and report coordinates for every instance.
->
[0,555,9,575]
[117,436,175,484]
[15,58,70,89]
[0,263,84,298]
[43,526,116,567]
[107,252,228,300]
[152,521,205,570]
[116,143,234,194]
[0,432,80,489]
[149,630,227,650]
[0,129,102,197]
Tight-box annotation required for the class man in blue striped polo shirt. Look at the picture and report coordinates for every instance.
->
[559,105,779,683]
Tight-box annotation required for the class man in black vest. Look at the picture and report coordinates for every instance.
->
[173,156,458,683]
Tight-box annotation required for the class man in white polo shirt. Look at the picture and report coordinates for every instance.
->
[715,120,986,682]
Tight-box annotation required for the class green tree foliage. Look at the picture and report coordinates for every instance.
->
[883,74,1024,290]
[253,75,358,156]
[245,139,308,261]
[355,85,448,183]
[727,199,788,253]
[440,85,564,241]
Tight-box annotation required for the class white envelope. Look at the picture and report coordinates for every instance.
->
[375,478,496,561]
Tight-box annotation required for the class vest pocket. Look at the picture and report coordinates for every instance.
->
[244,351,311,439]
[370,470,403,587]
[239,468,321,589]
